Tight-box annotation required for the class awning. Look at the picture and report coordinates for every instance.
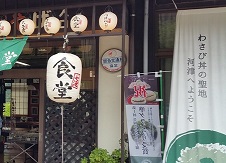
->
[0,36,28,71]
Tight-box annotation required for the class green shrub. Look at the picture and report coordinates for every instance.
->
[89,148,115,163]
[81,148,128,163]
[111,148,128,163]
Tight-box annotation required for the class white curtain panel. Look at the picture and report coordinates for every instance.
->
[163,7,226,163]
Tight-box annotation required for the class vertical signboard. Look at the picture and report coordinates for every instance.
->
[124,74,162,163]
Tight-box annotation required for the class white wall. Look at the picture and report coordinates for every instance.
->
[98,35,129,152]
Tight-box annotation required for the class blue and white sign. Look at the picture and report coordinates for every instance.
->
[101,48,126,72]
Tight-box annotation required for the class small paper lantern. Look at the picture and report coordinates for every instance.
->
[0,20,11,36]
[19,18,35,35]
[70,14,88,34]
[99,11,117,32]
[44,17,61,34]
[46,53,82,103]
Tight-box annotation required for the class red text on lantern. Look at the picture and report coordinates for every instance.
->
[71,73,80,89]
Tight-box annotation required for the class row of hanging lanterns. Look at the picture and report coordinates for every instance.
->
[0,10,117,37]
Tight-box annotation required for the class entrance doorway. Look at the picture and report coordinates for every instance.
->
[0,78,39,162]
[0,37,98,162]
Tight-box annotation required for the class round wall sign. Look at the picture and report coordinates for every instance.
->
[101,48,126,72]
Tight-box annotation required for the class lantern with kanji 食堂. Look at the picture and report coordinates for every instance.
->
[46,53,82,103]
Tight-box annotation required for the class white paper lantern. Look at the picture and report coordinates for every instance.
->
[99,11,117,32]
[46,53,82,103]
[70,14,88,34]
[19,18,35,35]
[0,20,11,36]
[44,17,61,34]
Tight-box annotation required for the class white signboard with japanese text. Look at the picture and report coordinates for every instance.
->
[124,75,162,163]
[163,7,226,163]
[101,49,126,72]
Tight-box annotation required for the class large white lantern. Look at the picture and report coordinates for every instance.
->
[44,17,61,34]
[0,20,11,37]
[70,14,88,34]
[46,53,82,103]
[19,18,35,35]
[99,11,117,32]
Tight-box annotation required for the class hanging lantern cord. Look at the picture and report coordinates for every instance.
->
[0,15,6,20]
[105,5,113,12]
[76,8,83,15]
[63,35,69,52]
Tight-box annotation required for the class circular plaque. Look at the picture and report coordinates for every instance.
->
[101,48,126,72]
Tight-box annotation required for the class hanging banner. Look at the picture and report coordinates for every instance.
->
[125,74,162,163]
[0,37,28,71]
[163,7,226,163]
